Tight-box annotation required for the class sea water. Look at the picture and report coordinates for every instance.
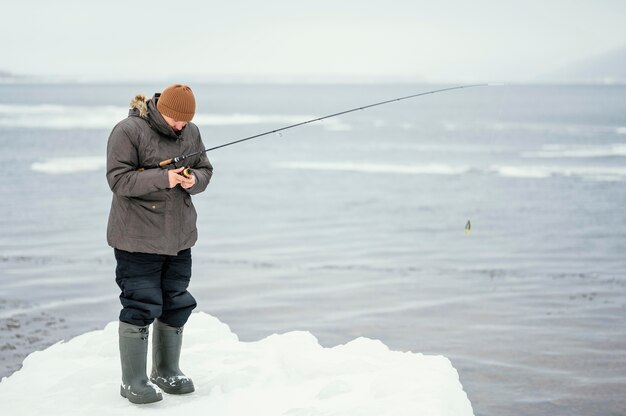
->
[0,83,625,416]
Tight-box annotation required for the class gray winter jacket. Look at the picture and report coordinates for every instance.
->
[106,93,213,255]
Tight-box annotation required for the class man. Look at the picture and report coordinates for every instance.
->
[106,84,213,404]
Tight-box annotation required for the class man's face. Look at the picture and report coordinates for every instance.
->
[161,113,188,132]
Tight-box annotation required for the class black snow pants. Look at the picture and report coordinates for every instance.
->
[114,248,197,328]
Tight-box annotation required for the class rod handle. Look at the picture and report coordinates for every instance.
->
[159,158,173,167]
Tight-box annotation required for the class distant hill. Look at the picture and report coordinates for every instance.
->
[0,69,60,83]
[0,69,29,81]
[540,45,626,84]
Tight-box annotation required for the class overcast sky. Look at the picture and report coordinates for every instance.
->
[2,0,625,83]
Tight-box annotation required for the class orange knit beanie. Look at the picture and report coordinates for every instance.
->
[157,84,196,122]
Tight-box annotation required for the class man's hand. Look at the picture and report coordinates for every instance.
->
[180,171,196,189]
[167,167,196,189]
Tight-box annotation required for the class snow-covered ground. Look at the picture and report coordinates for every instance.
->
[0,312,473,415]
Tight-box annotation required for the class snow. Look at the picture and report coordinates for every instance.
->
[0,312,474,416]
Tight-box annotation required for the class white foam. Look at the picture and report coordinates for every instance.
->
[193,113,348,131]
[274,161,470,175]
[0,104,127,129]
[31,157,105,174]
[523,144,626,158]
[489,165,553,179]
[0,104,346,130]
[322,121,353,131]
[489,165,626,181]
[486,121,615,136]
[342,143,507,153]
[194,113,290,125]
[274,160,626,181]
[0,312,474,416]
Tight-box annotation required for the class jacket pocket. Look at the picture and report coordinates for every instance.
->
[124,198,167,238]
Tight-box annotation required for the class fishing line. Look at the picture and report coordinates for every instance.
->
[464,82,507,236]
[158,83,500,169]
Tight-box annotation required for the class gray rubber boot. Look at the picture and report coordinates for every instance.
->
[150,320,195,394]
[119,322,163,404]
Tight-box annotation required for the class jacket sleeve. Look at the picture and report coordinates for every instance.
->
[185,132,213,195]
[106,122,170,197]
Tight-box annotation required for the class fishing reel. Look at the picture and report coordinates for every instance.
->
[179,167,193,179]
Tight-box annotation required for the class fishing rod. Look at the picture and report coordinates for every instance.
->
[160,83,498,170]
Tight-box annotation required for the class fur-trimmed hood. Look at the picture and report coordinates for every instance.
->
[130,94,149,118]
[127,92,182,139]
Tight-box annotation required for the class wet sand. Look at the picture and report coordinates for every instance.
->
[1,256,625,416]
